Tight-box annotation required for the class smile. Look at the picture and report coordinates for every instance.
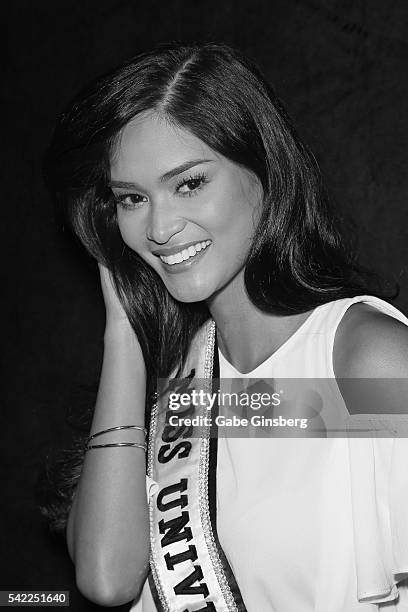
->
[159,240,212,265]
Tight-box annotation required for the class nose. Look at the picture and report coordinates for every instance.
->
[146,202,186,245]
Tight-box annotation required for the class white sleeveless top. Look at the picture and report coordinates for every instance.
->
[132,296,408,611]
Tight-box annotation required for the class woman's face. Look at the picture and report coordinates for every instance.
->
[110,111,262,303]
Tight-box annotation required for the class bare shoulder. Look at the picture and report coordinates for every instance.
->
[334,302,408,378]
[334,303,408,414]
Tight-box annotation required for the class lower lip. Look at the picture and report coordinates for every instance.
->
[159,244,211,274]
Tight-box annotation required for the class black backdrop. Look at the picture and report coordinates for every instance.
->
[3,1,408,609]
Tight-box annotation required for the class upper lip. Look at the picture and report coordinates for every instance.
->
[151,240,211,257]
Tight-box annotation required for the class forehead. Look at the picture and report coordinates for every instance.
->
[110,111,215,180]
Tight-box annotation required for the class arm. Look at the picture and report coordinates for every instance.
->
[66,264,150,607]
[334,303,408,415]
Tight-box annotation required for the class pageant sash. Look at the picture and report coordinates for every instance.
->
[147,320,247,612]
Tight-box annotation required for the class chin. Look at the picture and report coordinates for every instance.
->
[165,280,215,304]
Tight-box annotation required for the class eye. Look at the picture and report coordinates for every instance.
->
[114,193,148,210]
[176,173,208,197]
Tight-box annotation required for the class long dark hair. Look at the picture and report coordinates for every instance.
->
[41,42,380,532]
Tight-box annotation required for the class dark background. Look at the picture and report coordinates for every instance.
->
[2,0,408,609]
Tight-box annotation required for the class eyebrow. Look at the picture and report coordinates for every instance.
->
[109,159,214,189]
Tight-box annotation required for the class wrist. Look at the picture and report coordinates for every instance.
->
[104,318,135,341]
[103,319,146,376]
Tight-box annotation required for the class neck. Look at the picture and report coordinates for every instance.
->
[206,269,313,374]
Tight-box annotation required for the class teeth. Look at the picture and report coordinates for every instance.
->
[159,240,211,265]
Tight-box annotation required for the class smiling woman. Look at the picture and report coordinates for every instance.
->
[111,111,262,303]
[44,43,408,612]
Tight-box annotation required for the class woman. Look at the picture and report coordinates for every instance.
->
[44,43,408,611]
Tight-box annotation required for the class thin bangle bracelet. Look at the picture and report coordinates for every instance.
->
[86,442,147,451]
[87,425,147,444]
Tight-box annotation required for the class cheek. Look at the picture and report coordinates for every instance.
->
[117,215,144,253]
[219,178,261,234]
[226,203,259,248]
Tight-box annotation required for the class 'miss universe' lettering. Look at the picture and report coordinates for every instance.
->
[155,377,215,610]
